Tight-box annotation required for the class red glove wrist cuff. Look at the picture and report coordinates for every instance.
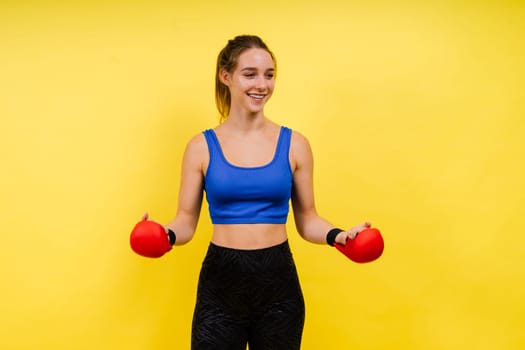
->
[326,228,344,246]
[167,229,176,246]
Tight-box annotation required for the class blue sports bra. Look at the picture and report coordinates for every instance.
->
[202,126,293,224]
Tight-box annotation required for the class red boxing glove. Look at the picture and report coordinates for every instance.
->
[334,228,384,263]
[130,219,173,258]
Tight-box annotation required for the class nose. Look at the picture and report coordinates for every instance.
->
[255,75,267,90]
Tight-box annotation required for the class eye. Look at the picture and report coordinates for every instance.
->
[265,73,274,79]
[244,73,255,78]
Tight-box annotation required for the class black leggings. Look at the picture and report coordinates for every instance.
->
[192,241,305,350]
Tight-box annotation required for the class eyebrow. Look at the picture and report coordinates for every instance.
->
[240,67,275,72]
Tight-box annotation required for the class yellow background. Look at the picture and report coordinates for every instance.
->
[1,1,524,349]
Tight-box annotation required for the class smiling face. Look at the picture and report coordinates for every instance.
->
[220,48,275,117]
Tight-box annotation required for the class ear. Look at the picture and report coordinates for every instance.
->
[219,68,231,86]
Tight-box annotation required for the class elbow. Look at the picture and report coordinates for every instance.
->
[294,220,307,240]
[293,215,314,242]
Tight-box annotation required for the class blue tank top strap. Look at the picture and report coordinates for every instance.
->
[203,129,220,166]
[276,126,292,162]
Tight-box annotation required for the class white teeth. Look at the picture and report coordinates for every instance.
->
[248,94,265,99]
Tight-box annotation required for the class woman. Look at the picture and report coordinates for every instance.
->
[145,35,370,350]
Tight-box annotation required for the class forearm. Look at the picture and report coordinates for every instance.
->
[164,211,200,245]
[294,211,338,245]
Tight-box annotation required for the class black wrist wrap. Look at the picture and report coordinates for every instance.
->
[167,229,176,246]
[326,228,344,246]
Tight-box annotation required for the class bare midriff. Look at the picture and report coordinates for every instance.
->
[211,224,288,250]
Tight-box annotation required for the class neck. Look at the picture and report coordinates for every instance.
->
[224,109,267,132]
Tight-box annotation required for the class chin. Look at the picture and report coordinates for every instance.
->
[245,103,265,113]
[248,106,265,115]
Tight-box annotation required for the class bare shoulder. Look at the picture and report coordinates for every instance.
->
[183,132,209,165]
[290,129,312,155]
[186,132,207,151]
[290,129,313,170]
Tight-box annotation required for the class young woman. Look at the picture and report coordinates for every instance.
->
[145,35,370,350]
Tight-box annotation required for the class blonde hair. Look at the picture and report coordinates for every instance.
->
[215,35,276,123]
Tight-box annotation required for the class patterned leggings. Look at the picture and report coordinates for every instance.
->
[191,241,305,350]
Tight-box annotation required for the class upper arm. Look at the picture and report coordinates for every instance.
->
[290,131,317,221]
[176,133,207,221]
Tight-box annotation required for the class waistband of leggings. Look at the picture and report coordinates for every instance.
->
[208,239,290,254]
